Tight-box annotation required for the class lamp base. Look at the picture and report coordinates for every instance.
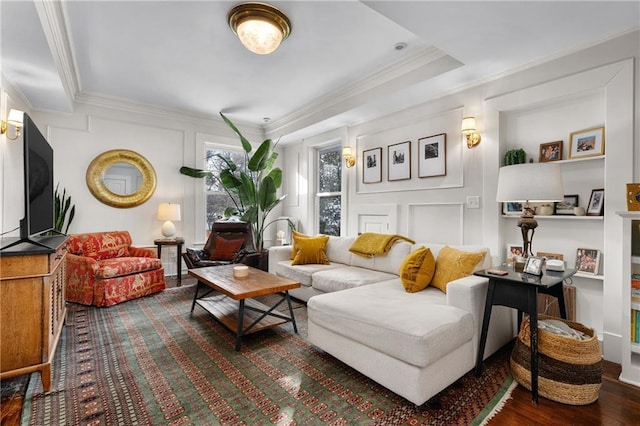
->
[161,221,176,239]
[517,215,538,257]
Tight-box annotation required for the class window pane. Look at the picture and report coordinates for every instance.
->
[319,195,341,236]
[206,193,233,230]
[318,148,341,193]
[204,148,246,191]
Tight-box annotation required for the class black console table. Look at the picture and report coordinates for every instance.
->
[474,266,576,404]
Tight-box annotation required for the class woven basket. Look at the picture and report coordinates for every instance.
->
[510,315,602,405]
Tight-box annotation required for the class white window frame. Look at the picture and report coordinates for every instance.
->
[315,143,343,236]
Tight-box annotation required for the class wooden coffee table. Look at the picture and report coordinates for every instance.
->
[188,264,301,350]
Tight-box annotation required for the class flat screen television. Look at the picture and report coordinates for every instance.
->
[1,113,55,250]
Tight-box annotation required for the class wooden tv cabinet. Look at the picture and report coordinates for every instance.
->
[0,235,68,392]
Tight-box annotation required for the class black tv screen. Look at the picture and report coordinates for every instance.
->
[20,114,54,238]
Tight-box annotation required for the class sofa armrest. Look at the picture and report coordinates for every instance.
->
[66,252,100,273]
[446,275,516,361]
[130,246,158,258]
[268,245,291,273]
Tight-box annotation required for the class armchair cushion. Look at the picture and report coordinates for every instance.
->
[96,257,163,279]
[209,235,245,261]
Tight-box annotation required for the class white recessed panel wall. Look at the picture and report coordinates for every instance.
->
[408,203,463,245]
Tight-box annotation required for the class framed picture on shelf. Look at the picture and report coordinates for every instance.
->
[524,256,545,276]
[568,126,605,159]
[363,147,382,183]
[536,251,564,261]
[627,183,640,211]
[507,243,524,259]
[587,188,604,216]
[575,248,601,275]
[539,140,563,162]
[554,194,579,215]
[502,202,523,215]
[387,141,411,181]
[418,133,446,178]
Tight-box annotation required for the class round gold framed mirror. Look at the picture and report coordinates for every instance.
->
[86,149,157,208]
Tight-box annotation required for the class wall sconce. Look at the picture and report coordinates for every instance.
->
[342,146,356,168]
[157,203,181,239]
[461,116,481,149]
[227,2,291,55]
[1,109,25,140]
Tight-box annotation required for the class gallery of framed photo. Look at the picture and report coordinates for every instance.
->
[387,141,411,181]
[363,147,382,183]
[555,194,579,215]
[568,126,605,159]
[418,133,446,178]
[539,140,563,162]
[575,248,601,275]
[587,188,604,216]
[502,202,523,215]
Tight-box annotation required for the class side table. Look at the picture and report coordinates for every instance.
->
[474,266,575,404]
[154,238,185,286]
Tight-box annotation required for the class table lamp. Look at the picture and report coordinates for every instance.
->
[157,203,181,239]
[496,163,564,257]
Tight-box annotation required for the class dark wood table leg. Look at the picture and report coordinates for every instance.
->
[176,242,183,286]
[529,287,539,404]
[236,299,245,351]
[190,281,201,313]
[475,279,496,375]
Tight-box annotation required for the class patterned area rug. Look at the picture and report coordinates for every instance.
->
[22,285,514,425]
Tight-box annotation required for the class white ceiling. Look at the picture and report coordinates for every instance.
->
[2,1,639,141]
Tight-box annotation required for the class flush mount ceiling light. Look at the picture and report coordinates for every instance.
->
[227,2,291,55]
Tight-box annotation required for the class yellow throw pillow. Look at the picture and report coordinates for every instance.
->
[431,246,485,293]
[290,230,313,260]
[291,235,330,265]
[399,246,436,293]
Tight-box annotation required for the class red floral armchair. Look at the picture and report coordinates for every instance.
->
[66,231,166,307]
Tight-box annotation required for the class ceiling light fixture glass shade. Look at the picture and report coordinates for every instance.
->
[227,2,291,55]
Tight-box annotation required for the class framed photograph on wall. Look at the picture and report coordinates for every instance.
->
[568,126,605,159]
[363,147,382,183]
[555,194,579,215]
[418,133,446,178]
[387,141,411,181]
[587,188,605,216]
[539,140,563,162]
[575,248,601,275]
[502,202,523,215]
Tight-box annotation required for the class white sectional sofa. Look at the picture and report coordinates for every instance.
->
[268,236,515,406]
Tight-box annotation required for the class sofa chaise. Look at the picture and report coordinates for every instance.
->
[268,235,515,405]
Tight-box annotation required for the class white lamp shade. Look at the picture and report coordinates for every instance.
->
[461,117,477,132]
[157,203,181,221]
[7,109,24,126]
[496,163,564,202]
[342,146,352,157]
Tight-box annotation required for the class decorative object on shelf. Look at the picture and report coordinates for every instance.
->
[568,126,605,159]
[539,140,563,162]
[157,203,181,238]
[461,117,481,149]
[363,147,382,183]
[555,194,579,215]
[227,2,291,55]
[387,141,411,181]
[587,188,605,216]
[54,183,75,234]
[537,251,564,261]
[496,163,564,257]
[627,183,640,211]
[507,243,524,262]
[524,256,545,276]
[538,204,554,216]
[342,146,356,168]
[418,133,446,178]
[0,108,24,140]
[575,248,601,275]
[180,112,287,252]
[574,206,586,216]
[504,148,527,165]
[502,202,523,215]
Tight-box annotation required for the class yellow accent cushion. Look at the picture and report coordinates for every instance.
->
[399,246,436,293]
[431,246,485,293]
[290,230,314,260]
[291,235,330,265]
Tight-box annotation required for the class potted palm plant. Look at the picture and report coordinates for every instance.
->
[180,112,288,258]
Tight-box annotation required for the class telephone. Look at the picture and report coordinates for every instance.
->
[546,259,565,272]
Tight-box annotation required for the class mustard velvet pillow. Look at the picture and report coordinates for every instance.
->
[291,235,330,265]
[431,246,485,293]
[290,230,313,260]
[399,246,436,293]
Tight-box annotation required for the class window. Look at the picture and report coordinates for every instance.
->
[317,145,342,235]
[203,144,246,232]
